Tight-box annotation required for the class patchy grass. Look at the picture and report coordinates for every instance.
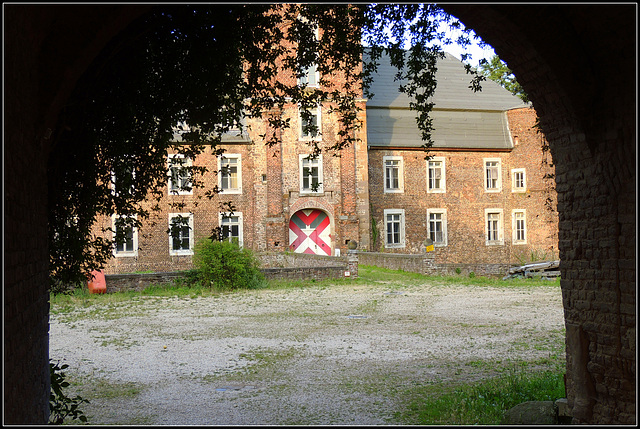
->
[50,265,565,425]
[50,265,560,308]
[396,363,565,425]
[62,373,148,425]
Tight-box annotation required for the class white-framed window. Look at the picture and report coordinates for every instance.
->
[427,157,446,193]
[300,105,321,140]
[484,158,502,192]
[111,162,135,198]
[383,156,404,193]
[298,63,319,88]
[218,154,242,194]
[427,208,448,247]
[219,212,243,247]
[112,215,138,257]
[384,209,405,248]
[484,208,504,245]
[511,168,527,192]
[167,154,193,195]
[512,210,527,244]
[296,17,320,89]
[300,154,323,194]
[169,213,194,255]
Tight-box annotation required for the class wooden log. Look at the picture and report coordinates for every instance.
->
[510,261,559,274]
[526,270,561,278]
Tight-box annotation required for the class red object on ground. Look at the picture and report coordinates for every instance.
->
[87,270,107,294]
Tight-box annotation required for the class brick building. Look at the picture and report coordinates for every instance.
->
[95,52,557,275]
[366,53,558,268]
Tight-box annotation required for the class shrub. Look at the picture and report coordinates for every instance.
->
[193,239,266,290]
[49,360,90,424]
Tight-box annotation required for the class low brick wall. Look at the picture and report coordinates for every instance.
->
[261,266,346,281]
[357,252,511,278]
[105,252,355,293]
[256,251,347,268]
[357,252,425,273]
[104,251,514,292]
[105,272,186,293]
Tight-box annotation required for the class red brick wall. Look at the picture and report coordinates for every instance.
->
[367,107,558,266]
[97,106,557,274]
[97,100,370,273]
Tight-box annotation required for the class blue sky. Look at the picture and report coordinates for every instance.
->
[440,25,497,68]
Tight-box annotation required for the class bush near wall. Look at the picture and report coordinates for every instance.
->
[103,251,516,292]
[105,252,352,292]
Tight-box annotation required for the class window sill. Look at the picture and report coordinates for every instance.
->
[219,189,242,195]
[170,251,194,257]
[114,253,138,258]
[385,244,406,249]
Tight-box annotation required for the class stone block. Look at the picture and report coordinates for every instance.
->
[502,401,557,425]
[555,398,573,424]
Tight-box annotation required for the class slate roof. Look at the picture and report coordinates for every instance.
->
[172,120,252,144]
[365,51,528,150]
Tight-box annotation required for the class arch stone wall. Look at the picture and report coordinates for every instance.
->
[3,5,150,424]
[3,4,635,424]
[444,4,636,424]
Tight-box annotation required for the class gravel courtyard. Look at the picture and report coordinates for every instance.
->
[49,277,565,425]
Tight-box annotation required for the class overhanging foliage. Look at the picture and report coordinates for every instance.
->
[48,4,486,286]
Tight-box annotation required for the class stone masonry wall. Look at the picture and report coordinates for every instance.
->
[444,5,636,424]
[104,252,353,293]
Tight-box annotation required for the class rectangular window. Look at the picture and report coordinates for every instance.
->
[299,64,319,87]
[219,154,241,194]
[484,158,502,192]
[512,168,526,192]
[512,210,527,244]
[220,212,243,247]
[383,156,403,193]
[111,161,135,198]
[300,154,323,193]
[300,105,321,140]
[169,213,194,255]
[384,209,405,248]
[168,154,192,195]
[485,209,504,245]
[427,209,448,246]
[112,215,137,257]
[427,157,446,193]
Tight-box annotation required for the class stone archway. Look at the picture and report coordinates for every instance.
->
[441,5,636,424]
[4,5,151,423]
[4,4,635,424]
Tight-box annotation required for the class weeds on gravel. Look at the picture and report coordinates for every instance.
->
[50,265,559,308]
[357,265,560,288]
[397,365,565,425]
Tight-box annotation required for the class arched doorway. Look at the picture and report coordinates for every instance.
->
[288,209,332,255]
